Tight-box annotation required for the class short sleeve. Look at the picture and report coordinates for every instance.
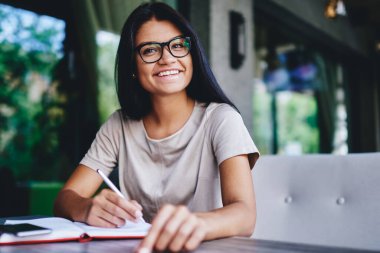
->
[207,104,259,169]
[79,110,122,175]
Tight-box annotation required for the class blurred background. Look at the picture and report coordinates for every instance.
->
[0,0,379,216]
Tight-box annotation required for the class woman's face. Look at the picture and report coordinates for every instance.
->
[134,19,193,98]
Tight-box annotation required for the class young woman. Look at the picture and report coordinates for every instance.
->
[54,3,259,253]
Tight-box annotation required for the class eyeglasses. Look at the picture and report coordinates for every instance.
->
[135,36,191,63]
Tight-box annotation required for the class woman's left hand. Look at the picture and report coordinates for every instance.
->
[136,204,207,253]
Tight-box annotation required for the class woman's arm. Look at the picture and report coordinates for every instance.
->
[54,165,143,227]
[136,154,255,252]
[198,154,256,238]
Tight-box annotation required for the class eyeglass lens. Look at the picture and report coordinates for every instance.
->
[139,37,190,63]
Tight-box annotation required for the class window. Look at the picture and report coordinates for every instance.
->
[253,46,319,155]
[0,4,66,181]
[96,31,120,123]
[253,14,348,155]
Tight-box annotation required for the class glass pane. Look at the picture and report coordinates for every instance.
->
[276,91,319,154]
[253,10,349,155]
[96,31,120,123]
[0,4,66,181]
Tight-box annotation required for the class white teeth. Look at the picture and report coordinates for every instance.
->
[158,70,179,77]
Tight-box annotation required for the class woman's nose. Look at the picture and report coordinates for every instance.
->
[158,47,176,64]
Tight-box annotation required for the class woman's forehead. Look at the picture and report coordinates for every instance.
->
[135,19,182,44]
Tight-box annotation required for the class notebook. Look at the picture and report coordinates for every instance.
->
[0,217,151,245]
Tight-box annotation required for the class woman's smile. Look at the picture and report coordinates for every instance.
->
[156,69,180,77]
[153,68,185,83]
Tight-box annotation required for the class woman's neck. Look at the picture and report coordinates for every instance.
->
[143,93,195,139]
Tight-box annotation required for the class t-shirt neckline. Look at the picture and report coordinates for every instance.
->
[141,101,199,143]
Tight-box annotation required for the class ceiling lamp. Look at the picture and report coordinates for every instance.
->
[325,0,347,19]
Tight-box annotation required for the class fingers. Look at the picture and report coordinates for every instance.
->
[130,200,143,210]
[169,214,197,251]
[137,205,206,253]
[184,222,206,251]
[138,204,176,252]
[103,190,143,220]
[86,206,123,228]
[95,196,129,222]
[85,189,143,227]
[155,205,189,251]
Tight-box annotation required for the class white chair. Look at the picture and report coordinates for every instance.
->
[252,153,380,251]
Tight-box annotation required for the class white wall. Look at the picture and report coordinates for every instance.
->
[209,0,255,134]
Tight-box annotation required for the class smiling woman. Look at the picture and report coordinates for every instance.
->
[54,3,259,253]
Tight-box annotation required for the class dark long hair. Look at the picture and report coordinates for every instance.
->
[115,2,237,119]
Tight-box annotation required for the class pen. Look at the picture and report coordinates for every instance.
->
[96,169,145,222]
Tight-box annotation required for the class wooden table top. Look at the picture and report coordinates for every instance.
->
[0,237,375,253]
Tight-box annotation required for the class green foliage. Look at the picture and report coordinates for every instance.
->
[96,32,120,123]
[252,89,272,154]
[276,92,319,154]
[0,5,66,181]
[253,88,319,154]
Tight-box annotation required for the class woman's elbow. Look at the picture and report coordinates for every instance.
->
[53,189,66,217]
[240,212,256,237]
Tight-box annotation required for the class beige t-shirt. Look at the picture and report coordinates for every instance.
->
[80,102,259,221]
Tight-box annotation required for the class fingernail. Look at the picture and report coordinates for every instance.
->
[137,247,151,253]
[135,210,143,218]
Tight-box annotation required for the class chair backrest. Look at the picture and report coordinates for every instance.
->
[252,153,380,251]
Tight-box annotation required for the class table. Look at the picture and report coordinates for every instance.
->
[0,237,375,253]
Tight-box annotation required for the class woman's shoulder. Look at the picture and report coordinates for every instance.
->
[98,109,129,133]
[102,109,143,133]
[102,109,123,125]
[204,102,241,120]
[196,102,243,131]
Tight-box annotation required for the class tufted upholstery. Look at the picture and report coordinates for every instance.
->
[252,153,380,251]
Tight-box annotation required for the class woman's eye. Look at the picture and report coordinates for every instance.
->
[142,46,159,55]
[171,43,184,50]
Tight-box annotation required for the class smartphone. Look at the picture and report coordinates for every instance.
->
[0,223,52,237]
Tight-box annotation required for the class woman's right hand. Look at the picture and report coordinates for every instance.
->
[54,165,143,228]
[85,189,143,228]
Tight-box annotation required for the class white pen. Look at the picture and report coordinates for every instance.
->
[97,169,145,223]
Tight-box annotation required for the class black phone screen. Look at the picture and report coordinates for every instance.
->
[0,223,52,237]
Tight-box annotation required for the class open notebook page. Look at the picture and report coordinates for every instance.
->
[3,217,84,242]
[4,217,151,241]
[74,219,151,237]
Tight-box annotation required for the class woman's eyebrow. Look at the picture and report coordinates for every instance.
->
[136,35,183,47]
[136,40,160,48]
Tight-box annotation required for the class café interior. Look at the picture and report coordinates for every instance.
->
[0,0,379,251]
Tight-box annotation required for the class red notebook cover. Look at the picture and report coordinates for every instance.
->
[0,217,150,246]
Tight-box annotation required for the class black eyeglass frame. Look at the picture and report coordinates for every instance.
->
[135,36,191,64]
